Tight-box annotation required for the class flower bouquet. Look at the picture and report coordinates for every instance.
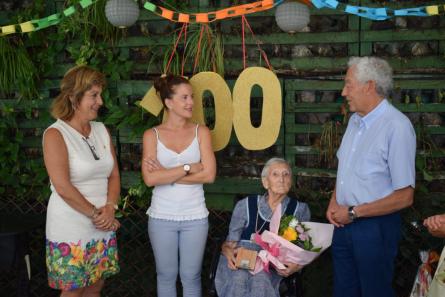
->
[279,216,322,252]
[252,207,334,274]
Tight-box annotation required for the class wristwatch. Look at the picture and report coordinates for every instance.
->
[183,164,191,175]
[348,206,357,222]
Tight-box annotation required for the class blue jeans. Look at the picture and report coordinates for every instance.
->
[332,213,401,297]
[148,217,209,297]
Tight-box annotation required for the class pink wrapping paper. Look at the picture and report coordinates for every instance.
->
[252,204,334,274]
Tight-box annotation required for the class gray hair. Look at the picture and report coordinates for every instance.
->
[347,56,393,97]
[261,157,291,178]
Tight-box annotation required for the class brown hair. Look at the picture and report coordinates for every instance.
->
[153,74,190,108]
[51,65,106,120]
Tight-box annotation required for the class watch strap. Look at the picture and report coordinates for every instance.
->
[348,206,357,221]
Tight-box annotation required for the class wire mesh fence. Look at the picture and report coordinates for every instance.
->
[0,197,232,297]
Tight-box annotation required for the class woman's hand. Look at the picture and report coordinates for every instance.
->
[92,205,116,231]
[424,214,445,238]
[221,241,238,270]
[108,219,120,232]
[276,262,302,277]
[143,157,164,173]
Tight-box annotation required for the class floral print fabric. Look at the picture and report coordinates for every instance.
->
[46,233,119,290]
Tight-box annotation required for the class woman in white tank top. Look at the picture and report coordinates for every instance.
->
[142,74,216,297]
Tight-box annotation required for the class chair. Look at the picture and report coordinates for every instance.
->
[207,194,304,297]
[0,213,45,297]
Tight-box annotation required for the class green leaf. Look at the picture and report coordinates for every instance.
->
[423,170,433,182]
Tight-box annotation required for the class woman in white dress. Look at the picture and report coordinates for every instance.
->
[43,65,120,297]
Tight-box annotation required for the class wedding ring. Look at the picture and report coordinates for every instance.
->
[102,219,105,224]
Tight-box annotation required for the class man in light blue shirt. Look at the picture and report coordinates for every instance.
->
[326,56,416,297]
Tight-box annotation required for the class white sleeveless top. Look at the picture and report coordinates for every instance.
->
[147,124,209,221]
[45,119,114,245]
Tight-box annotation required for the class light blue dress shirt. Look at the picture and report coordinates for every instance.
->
[335,99,416,206]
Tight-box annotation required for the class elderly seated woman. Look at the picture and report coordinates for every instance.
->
[215,157,311,297]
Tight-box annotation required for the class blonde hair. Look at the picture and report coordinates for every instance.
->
[51,65,106,120]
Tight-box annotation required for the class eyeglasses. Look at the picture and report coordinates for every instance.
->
[82,137,100,160]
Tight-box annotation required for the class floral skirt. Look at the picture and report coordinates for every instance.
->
[46,233,119,291]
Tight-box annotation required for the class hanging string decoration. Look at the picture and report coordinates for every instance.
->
[0,0,97,36]
[1,0,445,36]
[142,0,284,23]
[311,0,445,20]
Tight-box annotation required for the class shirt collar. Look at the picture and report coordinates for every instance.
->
[353,99,388,129]
[259,193,290,218]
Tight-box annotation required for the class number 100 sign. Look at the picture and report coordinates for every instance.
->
[140,67,282,152]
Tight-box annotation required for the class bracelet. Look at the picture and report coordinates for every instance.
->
[105,202,119,210]
[90,205,99,218]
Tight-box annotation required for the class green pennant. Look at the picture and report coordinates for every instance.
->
[144,2,157,12]
[79,0,94,9]
[63,6,76,17]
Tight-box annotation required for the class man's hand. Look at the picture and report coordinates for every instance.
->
[326,196,352,227]
[424,214,445,238]
[331,205,352,226]
[326,197,341,227]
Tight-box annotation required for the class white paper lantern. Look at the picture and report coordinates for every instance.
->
[105,0,140,28]
[275,1,310,33]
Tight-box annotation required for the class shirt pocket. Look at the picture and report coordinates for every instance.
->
[354,152,386,180]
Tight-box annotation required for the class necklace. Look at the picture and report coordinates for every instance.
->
[254,198,278,234]
[62,119,91,138]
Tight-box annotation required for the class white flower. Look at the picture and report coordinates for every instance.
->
[289,218,299,228]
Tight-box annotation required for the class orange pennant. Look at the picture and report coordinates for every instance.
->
[160,7,174,20]
[178,13,190,23]
[195,13,209,23]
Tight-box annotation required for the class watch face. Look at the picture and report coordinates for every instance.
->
[348,211,354,221]
[184,164,191,171]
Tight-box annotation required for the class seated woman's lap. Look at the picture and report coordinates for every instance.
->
[215,254,280,297]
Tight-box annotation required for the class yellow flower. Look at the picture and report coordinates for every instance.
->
[97,241,105,253]
[282,227,298,241]
[68,244,84,265]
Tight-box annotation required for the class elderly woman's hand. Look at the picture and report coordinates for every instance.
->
[221,241,238,270]
[276,262,302,278]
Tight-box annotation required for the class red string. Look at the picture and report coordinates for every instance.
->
[241,16,246,69]
[181,23,188,76]
[166,23,186,74]
[193,25,205,74]
[204,25,214,71]
[243,16,272,70]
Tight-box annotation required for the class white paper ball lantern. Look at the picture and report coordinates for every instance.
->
[105,0,140,28]
[275,1,310,33]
